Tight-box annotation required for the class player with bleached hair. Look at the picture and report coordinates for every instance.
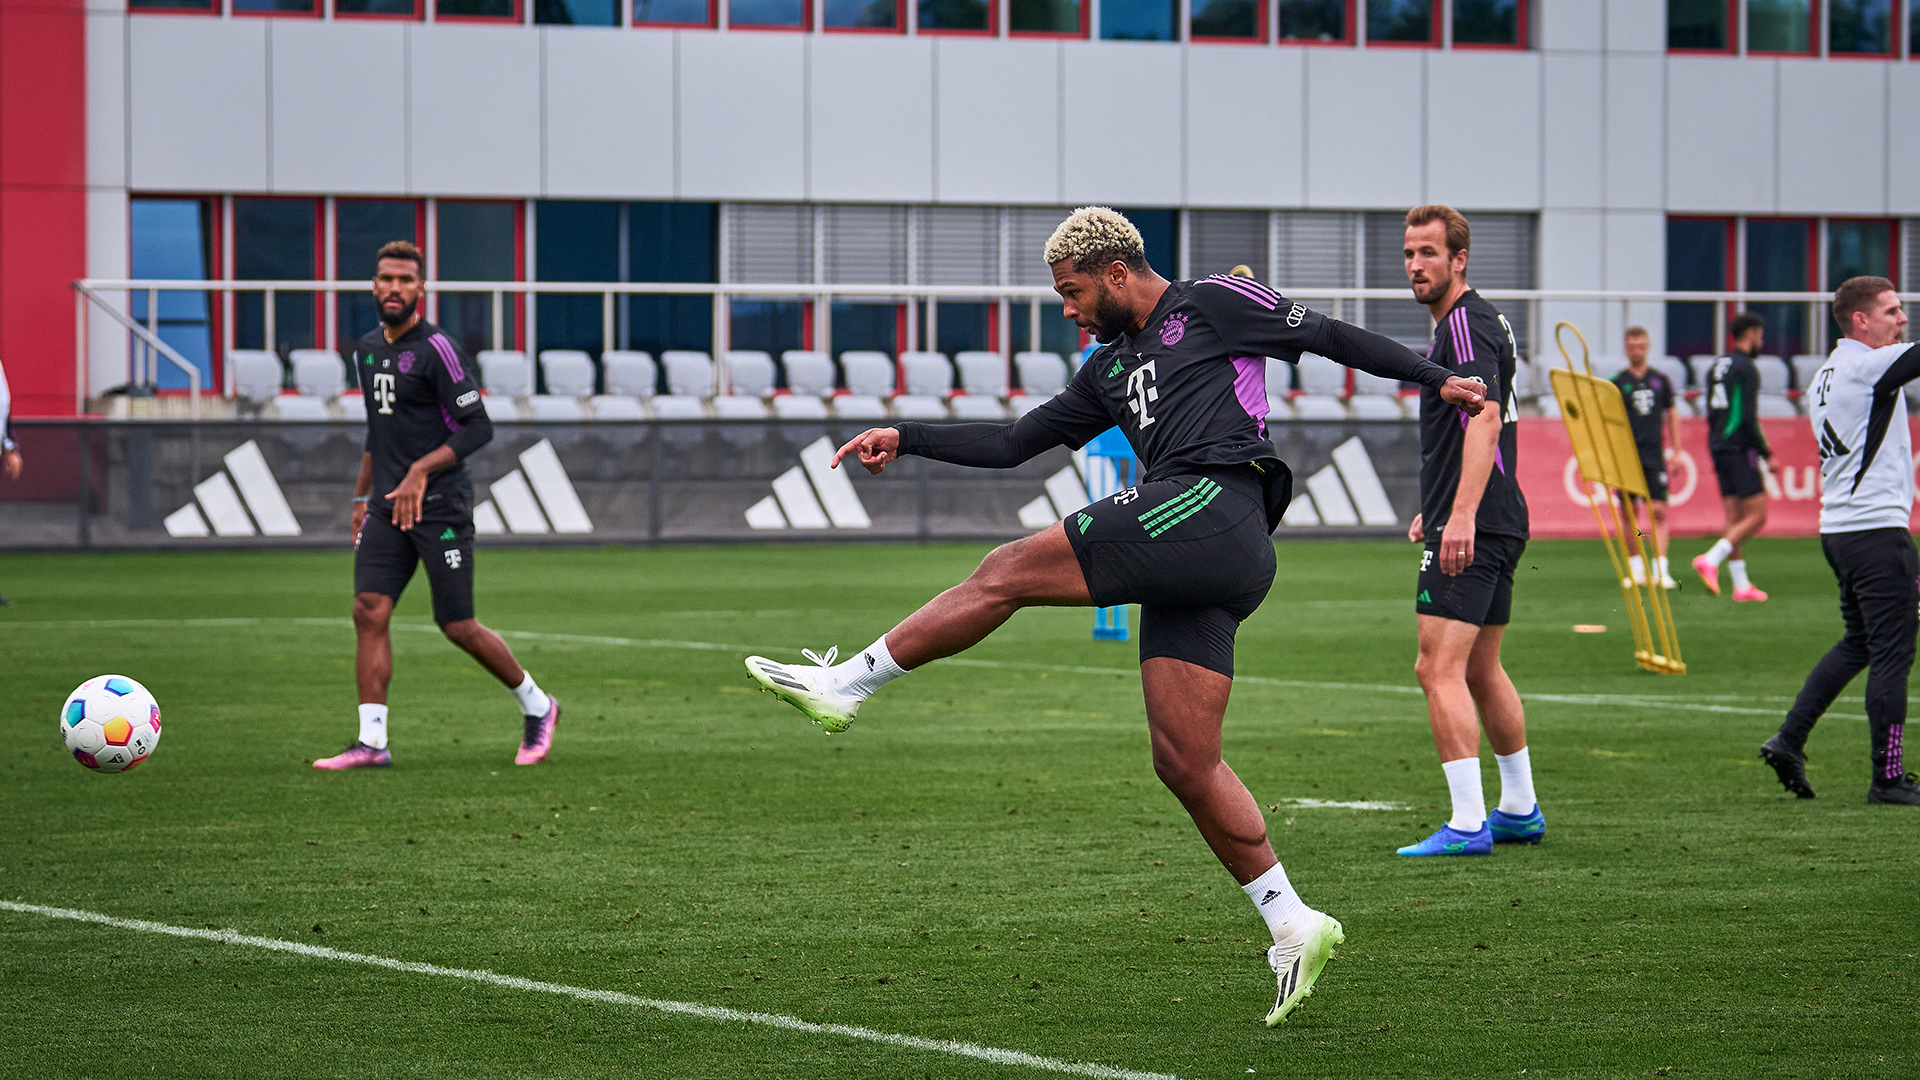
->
[745,207,1491,1024]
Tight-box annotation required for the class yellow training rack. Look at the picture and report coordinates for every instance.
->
[1548,322,1686,675]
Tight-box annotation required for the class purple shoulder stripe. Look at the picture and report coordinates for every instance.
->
[428,334,468,383]
[1200,276,1277,311]
[1206,273,1282,306]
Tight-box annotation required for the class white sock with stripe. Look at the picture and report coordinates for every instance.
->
[512,673,551,718]
[358,703,388,750]
[1243,861,1310,943]
[1703,538,1733,567]
[827,636,907,701]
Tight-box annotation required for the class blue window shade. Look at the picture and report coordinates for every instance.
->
[437,201,519,357]
[1191,0,1258,37]
[1828,221,1892,291]
[1100,0,1175,40]
[234,197,317,359]
[1009,0,1076,32]
[627,202,716,356]
[1452,0,1518,43]
[1279,0,1343,38]
[1665,218,1728,362]
[730,0,804,24]
[336,200,417,348]
[920,0,987,29]
[831,302,897,356]
[1113,208,1177,278]
[1367,0,1430,41]
[129,198,215,392]
[535,201,620,363]
[732,302,806,356]
[1745,218,1811,357]
[1828,0,1891,52]
[536,0,618,22]
[634,0,709,20]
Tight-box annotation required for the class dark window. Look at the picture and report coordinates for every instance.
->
[537,0,619,23]
[1114,208,1178,279]
[129,198,217,391]
[535,201,620,362]
[128,0,215,10]
[1010,0,1080,33]
[234,198,318,359]
[336,0,418,14]
[1192,0,1260,38]
[920,0,988,30]
[634,0,710,22]
[931,302,991,354]
[1829,0,1892,52]
[730,0,806,25]
[1367,0,1432,42]
[1666,217,1730,362]
[1008,303,1081,359]
[336,200,419,348]
[232,0,314,11]
[1912,0,1920,55]
[831,303,899,357]
[825,0,898,27]
[438,0,515,17]
[1279,0,1345,40]
[1828,220,1894,333]
[1452,0,1519,44]
[1745,217,1812,357]
[732,302,807,355]
[627,202,716,357]
[1667,0,1728,48]
[437,201,520,357]
[1748,0,1813,51]
[1100,0,1177,40]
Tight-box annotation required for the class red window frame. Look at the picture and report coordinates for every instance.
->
[1276,0,1352,45]
[1450,0,1527,50]
[1744,0,1820,55]
[630,0,717,28]
[914,0,995,35]
[333,0,426,21]
[433,0,525,24]
[1666,0,1739,53]
[1363,0,1440,48]
[129,193,227,396]
[1190,0,1268,44]
[821,0,906,32]
[1827,0,1902,57]
[433,199,527,352]
[1007,0,1088,38]
[727,0,813,30]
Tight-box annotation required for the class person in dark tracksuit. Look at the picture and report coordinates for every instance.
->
[1693,312,1773,601]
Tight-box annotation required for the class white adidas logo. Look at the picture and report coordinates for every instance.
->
[163,440,301,538]
[474,439,592,535]
[746,437,872,530]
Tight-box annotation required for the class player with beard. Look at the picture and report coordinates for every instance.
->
[313,240,562,770]
[742,207,1491,1024]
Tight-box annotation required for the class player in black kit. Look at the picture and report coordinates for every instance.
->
[1398,205,1541,859]
[1692,311,1772,601]
[743,208,1490,1025]
[1610,326,1682,589]
[314,241,562,771]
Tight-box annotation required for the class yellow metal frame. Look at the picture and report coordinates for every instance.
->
[1549,322,1686,675]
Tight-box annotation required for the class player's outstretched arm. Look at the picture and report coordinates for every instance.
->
[832,428,902,474]
[1315,320,1483,414]
[834,412,1076,476]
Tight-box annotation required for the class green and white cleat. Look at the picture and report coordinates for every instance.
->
[1264,910,1345,1026]
[744,648,861,734]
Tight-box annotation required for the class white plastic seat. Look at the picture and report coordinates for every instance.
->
[713,395,769,419]
[661,350,716,398]
[482,395,521,422]
[1755,355,1790,396]
[538,350,596,398]
[1509,359,1538,399]
[780,350,836,398]
[722,350,777,398]
[1757,395,1799,417]
[230,349,284,405]
[1014,352,1068,398]
[839,351,897,397]
[1586,354,1629,381]
[651,395,705,419]
[478,350,533,398]
[772,395,830,420]
[601,351,658,398]
[1264,357,1293,398]
[1295,353,1346,397]
[1349,368,1402,398]
[1010,396,1048,417]
[832,395,889,420]
[1292,394,1347,420]
[1536,394,1560,418]
[589,394,646,420]
[954,351,1008,395]
[1687,354,1720,389]
[289,349,347,399]
[1791,354,1826,391]
[338,392,366,422]
[950,395,1010,420]
[891,395,950,419]
[1265,395,1295,421]
[899,352,954,399]
[528,395,584,420]
[272,394,330,420]
[1348,395,1404,420]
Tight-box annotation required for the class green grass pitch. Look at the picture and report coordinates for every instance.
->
[0,538,1913,1079]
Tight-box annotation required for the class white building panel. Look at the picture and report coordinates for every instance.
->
[1541,53,1601,209]
[1777,60,1885,215]
[541,29,676,199]
[934,38,1060,205]
[1892,66,1920,216]
[1605,0,1668,53]
[85,188,130,397]
[270,22,408,195]
[86,10,124,187]
[409,24,542,196]
[129,18,268,192]
[1537,0,1601,52]
[1536,208,1603,353]
[809,36,932,204]
[677,33,806,200]
[1303,48,1422,210]
[1603,54,1665,211]
[1605,208,1667,354]
[1062,42,1181,205]
[1666,56,1775,213]
[1184,46,1303,209]
[1426,51,1540,211]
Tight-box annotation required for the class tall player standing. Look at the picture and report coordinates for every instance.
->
[1611,327,1682,589]
[742,208,1491,1023]
[1397,205,1541,857]
[314,241,562,770]
[1693,313,1772,601]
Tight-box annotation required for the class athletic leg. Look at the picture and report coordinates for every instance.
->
[1726,493,1768,556]
[1416,615,1485,763]
[1141,657,1272,883]
[354,592,396,706]
[1850,534,1918,787]
[884,522,1091,668]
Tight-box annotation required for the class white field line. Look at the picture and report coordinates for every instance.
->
[0,617,1822,719]
[0,900,1176,1080]
[1273,799,1407,811]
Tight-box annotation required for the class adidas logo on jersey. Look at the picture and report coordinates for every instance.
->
[163,440,302,539]
[745,437,872,531]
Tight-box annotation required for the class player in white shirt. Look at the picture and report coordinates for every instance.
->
[1759,276,1920,805]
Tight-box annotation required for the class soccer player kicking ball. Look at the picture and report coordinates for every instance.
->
[1395,206,1542,858]
[1694,313,1772,602]
[314,241,561,770]
[744,208,1491,1024]
[1759,277,1920,806]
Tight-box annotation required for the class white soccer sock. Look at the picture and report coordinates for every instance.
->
[1495,747,1537,815]
[1441,757,1486,832]
[358,703,389,750]
[1627,554,1645,582]
[827,636,907,701]
[1656,555,1671,579]
[1242,861,1311,943]
[1703,538,1733,567]
[1729,559,1752,592]
[512,673,552,718]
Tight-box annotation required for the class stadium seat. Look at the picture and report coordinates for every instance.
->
[1586,354,1629,381]
[1791,354,1826,391]
[229,349,284,406]
[1510,358,1537,399]
[891,395,950,419]
[479,350,534,399]
[900,352,955,397]
[290,349,348,399]
[772,394,830,420]
[836,351,897,419]
[1757,395,1799,417]
[713,394,770,419]
[1348,395,1404,420]
[1651,356,1691,393]
[527,395,584,420]
[1293,395,1347,420]
[1264,395,1295,421]
[722,350,777,398]
[832,395,889,420]
[952,352,1010,419]
[1687,354,1720,388]
[661,350,716,398]
[589,394,646,420]
[538,350,596,397]
[950,396,1009,419]
[601,351,659,398]
[1295,353,1346,397]
[338,392,365,422]
[651,395,705,419]
[780,351,836,398]
[482,395,522,422]
[1535,394,1560,418]
[1754,355,1790,396]
[1264,357,1293,400]
[272,394,330,420]
[1014,352,1068,398]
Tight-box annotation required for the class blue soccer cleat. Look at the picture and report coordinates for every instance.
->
[1396,822,1492,857]
[1488,804,1545,844]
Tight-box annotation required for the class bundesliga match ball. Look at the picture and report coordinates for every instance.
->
[61,675,162,773]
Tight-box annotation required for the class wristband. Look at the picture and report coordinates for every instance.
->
[351,496,370,503]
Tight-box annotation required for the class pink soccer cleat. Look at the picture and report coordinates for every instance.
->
[1732,584,1769,602]
[314,741,391,770]
[515,696,560,765]
[1692,555,1721,596]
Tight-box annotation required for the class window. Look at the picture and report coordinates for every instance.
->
[1367,0,1435,44]
[234,198,321,360]
[824,0,901,28]
[727,204,812,354]
[1747,0,1815,52]
[127,0,215,11]
[919,0,991,32]
[537,0,620,21]
[129,198,218,391]
[336,200,421,349]
[436,201,521,357]
[1191,0,1262,40]
[232,0,316,13]
[1100,0,1177,40]
[633,0,712,23]
[729,0,807,26]
[437,0,518,18]
[1278,0,1348,41]
[1115,208,1178,278]
[832,303,900,356]
[1827,219,1895,331]
[336,0,420,17]
[1453,0,1522,45]
[627,202,717,358]
[1912,0,1920,55]
[534,201,620,364]
[1829,0,1894,53]
[1189,211,1269,281]
[1363,211,1431,347]
[1666,217,1732,360]
[1745,217,1815,357]
[1668,0,1731,49]
[1010,0,1082,34]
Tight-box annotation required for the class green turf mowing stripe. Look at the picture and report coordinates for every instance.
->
[1135,480,1218,531]
[1144,484,1221,537]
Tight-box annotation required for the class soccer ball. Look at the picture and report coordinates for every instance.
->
[61,675,162,773]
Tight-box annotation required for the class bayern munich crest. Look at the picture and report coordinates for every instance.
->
[1159,312,1187,346]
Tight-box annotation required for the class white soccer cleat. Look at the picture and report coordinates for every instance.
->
[1264,910,1345,1026]
[744,647,862,734]
[1659,573,1679,589]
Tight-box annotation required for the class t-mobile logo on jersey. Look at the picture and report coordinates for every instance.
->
[1125,360,1158,428]
[444,549,462,569]
[371,372,397,415]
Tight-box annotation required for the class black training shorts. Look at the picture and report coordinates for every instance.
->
[354,504,476,625]
[1065,469,1276,678]
[1713,448,1766,499]
[1416,531,1526,627]
[1636,447,1669,502]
